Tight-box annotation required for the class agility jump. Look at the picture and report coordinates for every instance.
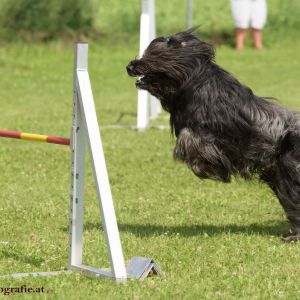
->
[0,42,162,282]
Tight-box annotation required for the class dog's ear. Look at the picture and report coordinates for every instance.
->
[185,26,200,35]
[175,26,201,44]
[176,26,200,38]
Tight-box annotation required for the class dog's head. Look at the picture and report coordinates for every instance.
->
[126,28,215,111]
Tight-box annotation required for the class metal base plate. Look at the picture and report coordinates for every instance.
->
[126,256,163,280]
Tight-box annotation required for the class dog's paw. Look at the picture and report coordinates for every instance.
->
[281,232,300,243]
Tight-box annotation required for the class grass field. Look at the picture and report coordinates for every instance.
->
[1,1,300,299]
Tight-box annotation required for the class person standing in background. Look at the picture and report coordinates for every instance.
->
[231,0,267,50]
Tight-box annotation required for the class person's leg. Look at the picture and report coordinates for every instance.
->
[251,0,267,49]
[251,28,263,49]
[235,28,247,50]
[231,0,251,49]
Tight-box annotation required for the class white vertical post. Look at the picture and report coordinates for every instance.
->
[70,43,127,281]
[137,90,149,130]
[186,0,193,28]
[148,0,161,120]
[137,0,161,129]
[150,97,161,120]
[137,0,151,130]
[69,44,86,268]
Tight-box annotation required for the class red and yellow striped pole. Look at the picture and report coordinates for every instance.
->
[0,130,70,146]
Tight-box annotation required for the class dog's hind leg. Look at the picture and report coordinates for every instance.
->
[261,152,300,242]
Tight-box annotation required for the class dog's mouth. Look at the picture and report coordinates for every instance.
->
[126,62,151,90]
[136,75,145,85]
[136,74,152,90]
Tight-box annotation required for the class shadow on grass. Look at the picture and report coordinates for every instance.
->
[0,249,44,267]
[114,112,136,124]
[79,220,289,237]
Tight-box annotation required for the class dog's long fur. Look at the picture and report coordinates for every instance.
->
[127,28,300,242]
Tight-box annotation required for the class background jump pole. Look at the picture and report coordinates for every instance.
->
[137,0,161,130]
[186,0,193,28]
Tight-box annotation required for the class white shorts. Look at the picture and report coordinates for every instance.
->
[231,0,267,29]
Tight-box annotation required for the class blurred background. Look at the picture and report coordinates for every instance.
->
[0,0,299,45]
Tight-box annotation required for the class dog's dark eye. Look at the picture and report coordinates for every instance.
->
[166,36,180,48]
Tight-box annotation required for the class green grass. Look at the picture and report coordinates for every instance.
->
[1,3,300,299]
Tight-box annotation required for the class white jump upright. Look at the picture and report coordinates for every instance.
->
[70,43,162,281]
[69,42,127,281]
[137,0,161,130]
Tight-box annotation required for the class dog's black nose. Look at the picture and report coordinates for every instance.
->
[126,63,134,75]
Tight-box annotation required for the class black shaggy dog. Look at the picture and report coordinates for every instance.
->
[127,28,300,242]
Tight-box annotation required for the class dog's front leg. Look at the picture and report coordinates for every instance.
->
[174,128,232,182]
